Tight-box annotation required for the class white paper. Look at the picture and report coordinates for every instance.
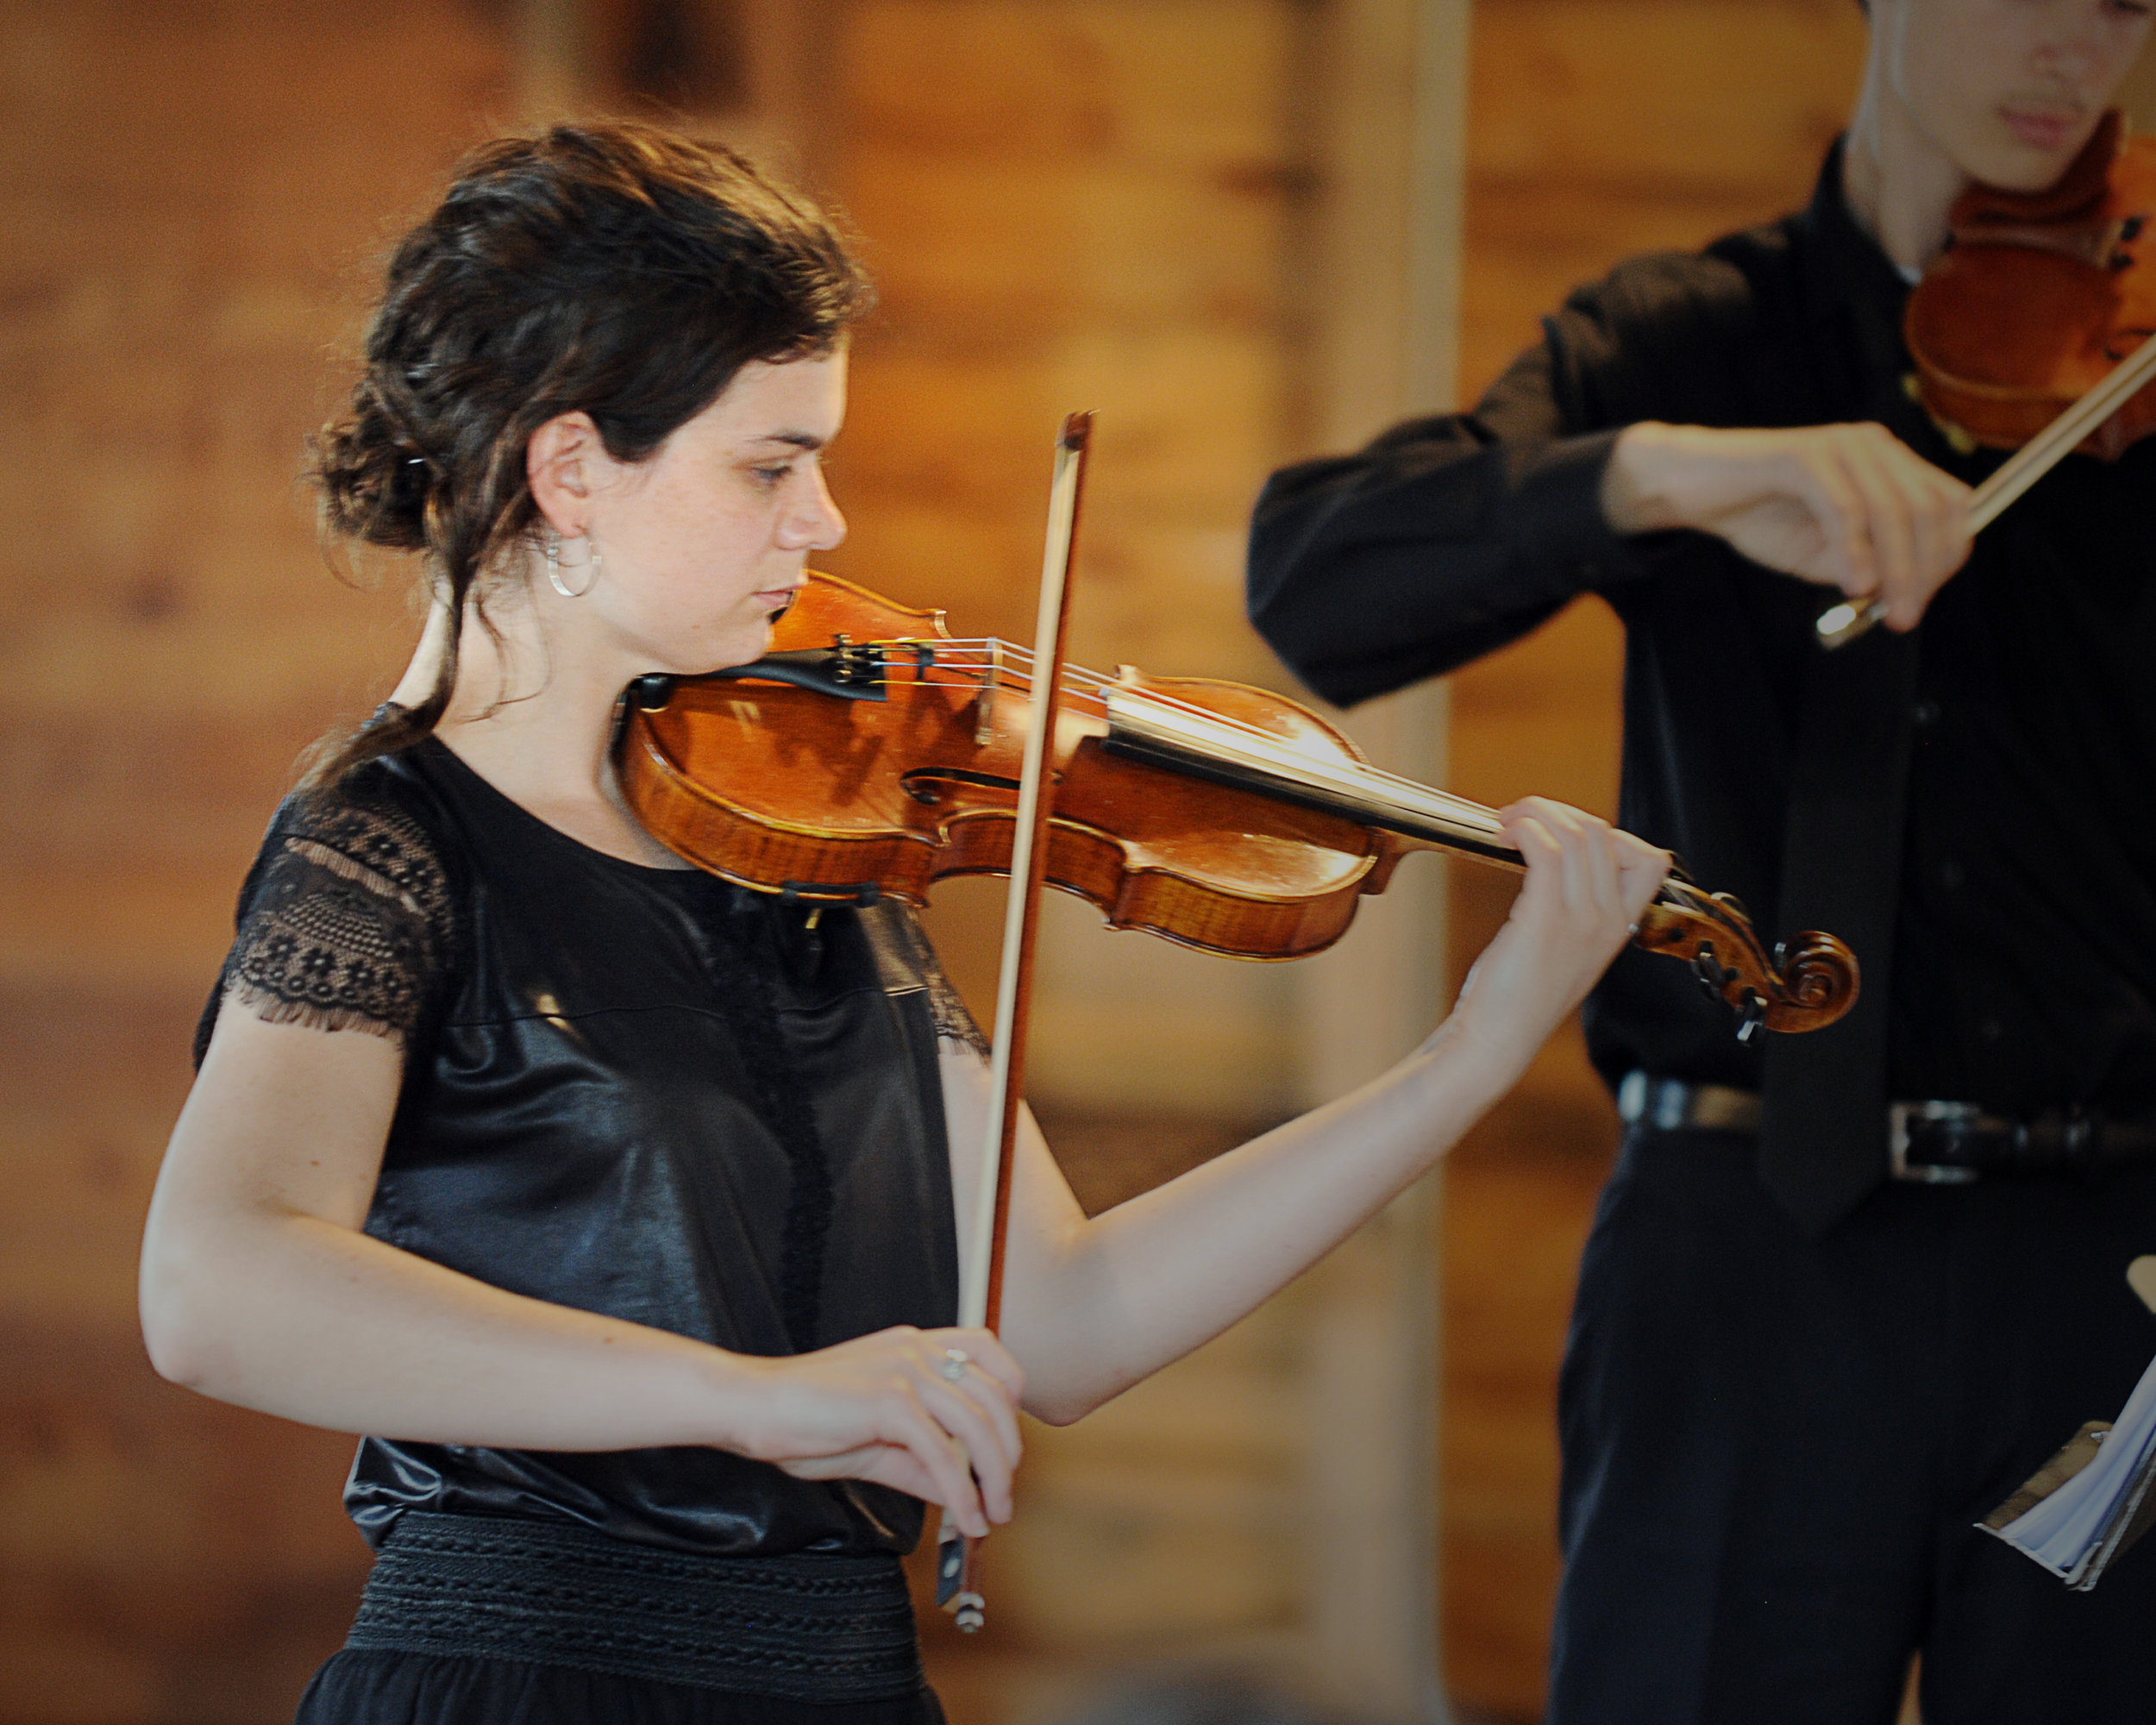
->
[1988,1347,2156,1584]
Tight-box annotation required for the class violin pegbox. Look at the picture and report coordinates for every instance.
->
[1636,881,1860,1039]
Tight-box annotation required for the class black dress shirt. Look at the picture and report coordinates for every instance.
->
[1249,142,2156,1120]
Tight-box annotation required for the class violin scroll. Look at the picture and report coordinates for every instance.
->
[1633,881,1860,1040]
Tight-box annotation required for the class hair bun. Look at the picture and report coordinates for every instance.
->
[310,381,433,553]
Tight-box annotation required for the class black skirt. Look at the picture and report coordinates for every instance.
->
[295,1650,946,1725]
[294,1513,943,1725]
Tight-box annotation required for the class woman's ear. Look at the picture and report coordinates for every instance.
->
[526,411,605,536]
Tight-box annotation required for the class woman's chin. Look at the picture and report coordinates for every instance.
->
[642,622,774,680]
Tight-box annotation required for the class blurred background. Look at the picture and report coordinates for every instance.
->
[13,3,2141,1723]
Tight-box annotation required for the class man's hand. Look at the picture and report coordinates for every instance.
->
[1601,421,1974,631]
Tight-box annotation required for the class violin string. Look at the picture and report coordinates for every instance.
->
[911,643,1495,818]
[855,637,1504,831]
[882,641,1484,811]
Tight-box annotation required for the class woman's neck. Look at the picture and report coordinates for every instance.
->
[392,580,689,869]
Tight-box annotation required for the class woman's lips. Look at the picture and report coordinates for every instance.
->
[2001,107,2080,153]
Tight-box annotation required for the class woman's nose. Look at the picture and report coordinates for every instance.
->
[778,467,846,553]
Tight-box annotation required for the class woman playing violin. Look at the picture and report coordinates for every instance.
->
[138,124,1666,1725]
[1251,2,2156,1721]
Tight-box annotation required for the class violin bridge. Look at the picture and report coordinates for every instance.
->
[974,642,1001,745]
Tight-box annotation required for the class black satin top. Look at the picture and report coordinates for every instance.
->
[201,737,962,1558]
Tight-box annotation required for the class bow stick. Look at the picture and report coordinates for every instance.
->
[936,411,1094,1633]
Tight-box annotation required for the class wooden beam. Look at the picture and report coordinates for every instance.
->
[1291,3,1469,1722]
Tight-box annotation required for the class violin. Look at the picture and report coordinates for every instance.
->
[619,569,1859,1042]
[1819,110,2156,647]
[1908,110,2156,459]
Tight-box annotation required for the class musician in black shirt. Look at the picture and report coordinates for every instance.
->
[1250,3,2156,1720]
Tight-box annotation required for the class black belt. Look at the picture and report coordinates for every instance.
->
[1615,1072,2156,1183]
[347,1511,923,1702]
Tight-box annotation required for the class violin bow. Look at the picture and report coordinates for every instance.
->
[936,410,1094,1633]
[1817,328,2156,648]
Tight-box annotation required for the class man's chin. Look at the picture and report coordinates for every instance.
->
[1960,115,2103,192]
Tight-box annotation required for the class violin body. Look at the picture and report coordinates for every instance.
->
[619,573,1858,1037]
[620,573,1401,960]
[1908,110,2156,457]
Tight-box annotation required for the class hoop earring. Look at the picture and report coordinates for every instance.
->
[546,530,599,599]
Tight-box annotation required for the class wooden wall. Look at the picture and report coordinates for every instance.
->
[0,3,1908,1722]
[0,3,1335,1721]
[1438,3,1866,1716]
[0,4,509,1717]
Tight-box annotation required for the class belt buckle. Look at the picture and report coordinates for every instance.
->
[1890,1100,1984,1184]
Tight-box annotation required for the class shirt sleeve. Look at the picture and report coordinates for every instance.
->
[1245,247,1764,709]
[856,901,990,1057]
[196,780,456,1063]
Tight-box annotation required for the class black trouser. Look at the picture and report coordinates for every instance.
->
[1547,1126,2156,1725]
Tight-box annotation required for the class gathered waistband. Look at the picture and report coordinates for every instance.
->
[346,1511,923,1702]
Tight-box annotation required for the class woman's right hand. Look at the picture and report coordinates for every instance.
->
[721,1326,1025,1538]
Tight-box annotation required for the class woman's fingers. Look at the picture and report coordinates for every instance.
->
[879,1389,991,1534]
[1612,827,1674,920]
[1506,799,1620,924]
[734,1323,1026,1536]
[881,1331,1019,1525]
[930,1335,1025,1472]
[932,1327,1025,1407]
[1451,800,1666,1069]
[915,1378,1017,1521]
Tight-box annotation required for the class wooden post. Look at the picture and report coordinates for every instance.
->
[1293,3,1469,1722]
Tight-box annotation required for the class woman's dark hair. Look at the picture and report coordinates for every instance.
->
[305,122,872,784]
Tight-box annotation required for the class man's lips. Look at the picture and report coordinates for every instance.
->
[2001,106,2082,152]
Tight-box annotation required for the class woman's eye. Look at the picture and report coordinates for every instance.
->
[749,464,793,486]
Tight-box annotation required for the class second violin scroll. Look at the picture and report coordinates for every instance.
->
[617,571,1858,1041]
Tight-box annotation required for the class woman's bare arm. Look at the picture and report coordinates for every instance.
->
[141,1007,1022,1533]
[959,799,1668,1425]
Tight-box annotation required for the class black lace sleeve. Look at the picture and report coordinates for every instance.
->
[856,902,990,1057]
[918,941,989,1057]
[195,777,457,1065]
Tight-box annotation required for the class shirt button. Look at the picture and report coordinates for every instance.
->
[1914,699,1941,728]
[1940,858,1966,891]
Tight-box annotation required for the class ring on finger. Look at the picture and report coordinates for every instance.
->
[939,1347,970,1382]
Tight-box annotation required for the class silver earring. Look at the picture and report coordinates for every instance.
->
[546,530,597,599]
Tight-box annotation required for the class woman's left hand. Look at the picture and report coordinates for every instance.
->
[1441,797,1669,1077]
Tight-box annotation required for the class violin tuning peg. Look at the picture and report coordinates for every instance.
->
[1690,941,1726,1002]
[1734,991,1769,1044]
